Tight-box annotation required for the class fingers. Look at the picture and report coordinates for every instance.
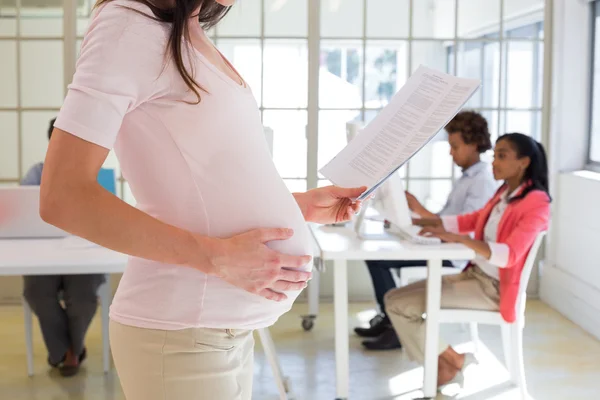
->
[255,228,294,243]
[275,253,312,269]
[329,185,368,199]
[271,280,308,292]
[278,267,312,282]
[258,288,288,302]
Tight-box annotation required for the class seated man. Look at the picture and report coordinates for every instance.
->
[356,111,497,351]
[21,118,105,377]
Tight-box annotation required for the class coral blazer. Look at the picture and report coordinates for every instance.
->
[448,185,550,322]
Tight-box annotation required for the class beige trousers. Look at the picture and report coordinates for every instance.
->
[109,320,254,400]
[384,266,500,364]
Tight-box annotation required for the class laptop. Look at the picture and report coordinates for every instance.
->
[0,186,68,239]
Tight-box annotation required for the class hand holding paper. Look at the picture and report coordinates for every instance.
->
[319,65,481,200]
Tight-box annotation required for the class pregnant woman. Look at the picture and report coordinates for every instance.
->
[39,0,364,398]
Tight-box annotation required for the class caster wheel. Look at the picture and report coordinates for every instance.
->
[301,318,314,331]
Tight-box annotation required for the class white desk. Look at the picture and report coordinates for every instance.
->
[309,223,475,400]
[0,238,128,276]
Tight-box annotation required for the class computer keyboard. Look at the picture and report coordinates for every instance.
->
[408,234,442,245]
[395,226,442,245]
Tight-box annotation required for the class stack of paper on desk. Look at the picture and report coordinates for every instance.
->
[319,65,481,200]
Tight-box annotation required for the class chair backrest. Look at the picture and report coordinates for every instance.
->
[515,230,547,317]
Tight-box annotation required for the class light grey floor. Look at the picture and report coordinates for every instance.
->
[1,300,599,400]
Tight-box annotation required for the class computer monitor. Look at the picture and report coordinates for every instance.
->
[353,170,412,237]
[371,171,412,230]
[0,186,67,238]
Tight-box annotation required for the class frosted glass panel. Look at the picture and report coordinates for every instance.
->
[321,0,362,38]
[366,0,409,38]
[265,0,307,37]
[20,5,63,37]
[218,1,261,37]
[20,41,64,107]
[318,110,361,177]
[320,41,363,108]
[77,18,90,36]
[414,0,455,39]
[0,17,16,36]
[0,41,17,108]
[458,0,500,38]
[263,40,308,108]
[411,41,447,73]
[0,112,19,180]
[263,110,307,179]
[505,41,540,109]
[365,41,408,109]
[456,41,484,108]
[21,112,56,176]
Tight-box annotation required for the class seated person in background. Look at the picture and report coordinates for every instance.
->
[386,133,551,388]
[356,111,497,351]
[21,118,105,377]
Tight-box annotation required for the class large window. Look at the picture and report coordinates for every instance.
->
[590,0,600,164]
[0,0,547,210]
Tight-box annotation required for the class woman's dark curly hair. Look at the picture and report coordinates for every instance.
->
[445,111,492,153]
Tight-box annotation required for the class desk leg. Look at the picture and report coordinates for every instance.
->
[308,268,320,316]
[423,258,442,399]
[99,277,111,374]
[334,260,349,400]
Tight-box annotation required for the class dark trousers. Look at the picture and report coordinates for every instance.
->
[23,274,105,365]
[365,260,454,320]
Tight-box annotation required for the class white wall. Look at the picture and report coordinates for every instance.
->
[542,173,600,339]
[540,0,600,340]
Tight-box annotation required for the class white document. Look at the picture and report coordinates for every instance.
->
[319,65,481,200]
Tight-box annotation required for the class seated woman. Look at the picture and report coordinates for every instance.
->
[384,133,551,387]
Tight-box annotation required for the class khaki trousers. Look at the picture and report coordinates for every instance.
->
[384,266,500,364]
[109,320,254,400]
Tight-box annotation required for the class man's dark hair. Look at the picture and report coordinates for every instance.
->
[444,111,492,153]
[48,118,56,140]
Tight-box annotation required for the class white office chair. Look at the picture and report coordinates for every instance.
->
[438,231,546,399]
[397,264,462,287]
[23,277,294,399]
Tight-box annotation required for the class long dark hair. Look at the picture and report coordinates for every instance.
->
[497,133,551,203]
[95,0,231,103]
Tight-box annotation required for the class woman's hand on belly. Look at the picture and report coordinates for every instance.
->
[197,228,312,302]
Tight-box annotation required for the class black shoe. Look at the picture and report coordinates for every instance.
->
[362,327,402,351]
[354,315,390,338]
[58,348,86,378]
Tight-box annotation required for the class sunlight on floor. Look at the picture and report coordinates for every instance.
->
[355,308,378,325]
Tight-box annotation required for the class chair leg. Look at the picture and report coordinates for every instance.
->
[511,323,528,399]
[469,322,480,355]
[257,328,291,400]
[99,279,111,374]
[501,324,515,382]
[23,300,34,377]
[398,270,409,287]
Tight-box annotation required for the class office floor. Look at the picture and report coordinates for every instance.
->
[0,300,599,400]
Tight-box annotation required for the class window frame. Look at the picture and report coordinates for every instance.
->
[588,0,600,168]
